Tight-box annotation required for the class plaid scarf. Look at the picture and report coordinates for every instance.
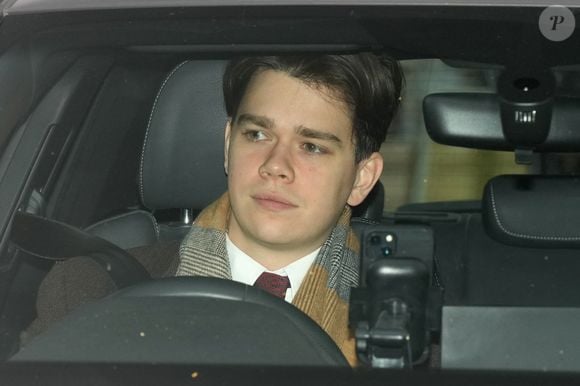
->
[176,192,360,365]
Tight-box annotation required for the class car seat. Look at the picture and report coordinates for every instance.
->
[85,60,228,248]
[418,89,580,372]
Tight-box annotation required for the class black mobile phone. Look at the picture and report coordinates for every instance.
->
[359,224,434,287]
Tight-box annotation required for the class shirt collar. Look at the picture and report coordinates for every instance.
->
[226,235,319,301]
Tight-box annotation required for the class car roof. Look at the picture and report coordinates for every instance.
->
[4,0,580,15]
[1,1,580,67]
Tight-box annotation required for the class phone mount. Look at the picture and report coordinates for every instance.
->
[349,226,438,368]
[350,259,430,367]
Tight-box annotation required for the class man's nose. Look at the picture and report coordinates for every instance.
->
[259,142,295,182]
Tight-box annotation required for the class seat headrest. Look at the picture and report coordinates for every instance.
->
[139,60,228,210]
[352,181,384,220]
[483,175,580,248]
[139,59,384,219]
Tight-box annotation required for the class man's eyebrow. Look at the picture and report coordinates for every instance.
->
[236,115,343,145]
[296,126,343,146]
[236,114,274,129]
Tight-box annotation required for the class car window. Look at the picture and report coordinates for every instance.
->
[381,59,529,211]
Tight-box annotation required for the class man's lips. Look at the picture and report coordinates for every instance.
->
[252,194,298,211]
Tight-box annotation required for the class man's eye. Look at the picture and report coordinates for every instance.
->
[302,143,325,154]
[243,130,267,141]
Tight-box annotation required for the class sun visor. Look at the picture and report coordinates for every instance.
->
[423,94,580,152]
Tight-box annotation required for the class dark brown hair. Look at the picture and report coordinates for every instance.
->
[223,53,403,162]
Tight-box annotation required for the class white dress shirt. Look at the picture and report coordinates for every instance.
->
[226,235,319,303]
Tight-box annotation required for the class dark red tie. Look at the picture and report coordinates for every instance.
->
[253,272,291,299]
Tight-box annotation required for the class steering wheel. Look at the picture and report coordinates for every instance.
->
[11,211,151,288]
[10,213,348,366]
[12,277,348,366]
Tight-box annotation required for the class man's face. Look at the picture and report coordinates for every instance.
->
[224,70,381,268]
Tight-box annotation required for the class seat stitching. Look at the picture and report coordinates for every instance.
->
[85,211,160,241]
[490,183,580,241]
[138,60,190,206]
[150,213,160,239]
[86,210,146,227]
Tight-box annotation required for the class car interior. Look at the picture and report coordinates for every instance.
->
[1,1,580,384]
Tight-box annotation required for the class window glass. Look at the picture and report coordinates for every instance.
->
[380,59,528,212]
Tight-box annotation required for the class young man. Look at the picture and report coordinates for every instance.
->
[176,54,403,364]
[25,53,403,365]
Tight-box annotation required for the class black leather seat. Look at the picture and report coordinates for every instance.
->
[86,60,228,248]
[406,174,580,371]
[393,174,580,371]
[424,174,580,308]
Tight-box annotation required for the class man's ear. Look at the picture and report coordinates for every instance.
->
[347,152,384,206]
[224,119,232,174]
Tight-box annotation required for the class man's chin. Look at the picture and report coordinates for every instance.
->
[254,231,298,248]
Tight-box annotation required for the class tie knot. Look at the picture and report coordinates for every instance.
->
[253,272,291,299]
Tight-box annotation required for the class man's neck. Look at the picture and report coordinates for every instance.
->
[227,235,321,271]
